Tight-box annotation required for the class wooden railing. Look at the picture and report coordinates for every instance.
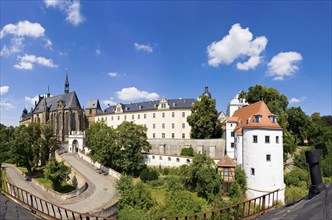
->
[163,189,280,220]
[0,179,115,220]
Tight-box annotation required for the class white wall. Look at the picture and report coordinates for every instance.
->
[143,154,221,167]
[226,122,236,158]
[96,109,192,139]
[242,129,285,203]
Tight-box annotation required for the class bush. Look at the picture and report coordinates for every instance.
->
[140,168,159,182]
[284,167,309,188]
[285,186,307,203]
[229,182,242,197]
[44,159,70,188]
[181,147,194,156]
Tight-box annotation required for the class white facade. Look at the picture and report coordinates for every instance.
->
[226,91,248,117]
[95,98,194,139]
[226,121,237,158]
[241,129,285,203]
[68,130,85,153]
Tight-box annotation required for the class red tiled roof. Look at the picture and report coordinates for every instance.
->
[227,101,282,136]
[216,155,237,167]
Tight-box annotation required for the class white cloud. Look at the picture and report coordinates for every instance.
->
[102,98,116,107]
[0,20,45,39]
[44,39,52,50]
[207,23,267,70]
[44,0,84,26]
[95,49,101,55]
[0,86,9,95]
[134,43,153,53]
[267,52,303,80]
[0,101,15,110]
[0,37,24,57]
[25,95,41,106]
[14,54,57,70]
[108,72,118,77]
[116,87,159,101]
[289,97,306,104]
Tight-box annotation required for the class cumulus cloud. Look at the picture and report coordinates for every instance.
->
[134,43,153,53]
[44,39,52,50]
[0,20,45,39]
[44,0,84,26]
[0,86,9,95]
[289,97,306,104]
[116,87,159,101]
[102,97,116,107]
[14,54,57,70]
[267,52,303,80]
[207,23,267,70]
[0,37,24,57]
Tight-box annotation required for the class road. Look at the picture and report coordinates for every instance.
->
[3,153,119,215]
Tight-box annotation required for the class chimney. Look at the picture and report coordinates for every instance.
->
[305,149,326,199]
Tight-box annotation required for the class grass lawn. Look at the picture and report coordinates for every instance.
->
[17,166,75,193]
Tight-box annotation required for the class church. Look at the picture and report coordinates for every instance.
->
[20,73,85,142]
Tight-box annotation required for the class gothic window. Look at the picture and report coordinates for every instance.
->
[71,112,76,131]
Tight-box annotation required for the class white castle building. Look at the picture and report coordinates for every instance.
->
[89,87,213,140]
[226,101,285,203]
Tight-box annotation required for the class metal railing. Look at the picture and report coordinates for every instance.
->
[0,178,115,220]
[163,189,280,220]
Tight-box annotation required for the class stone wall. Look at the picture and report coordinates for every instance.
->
[148,138,225,158]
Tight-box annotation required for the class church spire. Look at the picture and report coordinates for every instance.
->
[64,69,69,93]
[47,85,50,97]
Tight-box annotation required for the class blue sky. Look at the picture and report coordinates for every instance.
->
[1,1,331,126]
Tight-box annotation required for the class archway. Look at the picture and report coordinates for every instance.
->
[72,139,79,153]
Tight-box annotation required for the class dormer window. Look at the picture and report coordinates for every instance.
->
[161,103,166,108]
[254,115,261,123]
[269,116,276,123]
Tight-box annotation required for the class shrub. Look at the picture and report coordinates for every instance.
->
[285,186,307,203]
[284,167,309,188]
[181,147,194,156]
[140,168,159,182]
[44,159,70,188]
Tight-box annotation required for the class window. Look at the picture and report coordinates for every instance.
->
[176,158,180,162]
[138,114,140,119]
[172,133,175,138]
[172,112,175,118]
[144,114,146,119]
[276,136,279,144]
[161,103,166,108]
[152,155,155,159]
[162,112,165,118]
[266,154,271,162]
[182,123,185,129]
[182,112,185,118]
[269,116,276,123]
[253,135,258,143]
[251,168,255,175]
[153,113,156,118]
[124,115,127,120]
[89,109,92,114]
[186,159,190,163]
[182,133,185,139]
[132,115,135,120]
[111,116,113,121]
[254,115,261,123]
[265,136,270,143]
[231,143,235,148]
[223,168,229,177]
[117,116,120,120]
[105,117,107,121]
[153,124,156,129]
[153,133,155,138]
[162,133,165,138]
[172,123,175,129]
[231,132,235,137]
[162,123,165,129]
[168,157,171,161]
[159,156,162,160]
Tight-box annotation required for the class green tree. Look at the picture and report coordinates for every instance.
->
[234,166,247,193]
[117,175,155,211]
[240,85,288,115]
[187,95,222,139]
[44,159,70,188]
[10,124,41,173]
[181,147,194,156]
[139,168,159,182]
[115,121,151,175]
[0,125,15,165]
[185,153,223,203]
[86,121,119,168]
[40,123,59,165]
[285,107,311,144]
[284,167,309,187]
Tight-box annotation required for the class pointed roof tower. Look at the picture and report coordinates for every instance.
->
[47,85,50,97]
[202,86,211,98]
[64,69,69,94]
